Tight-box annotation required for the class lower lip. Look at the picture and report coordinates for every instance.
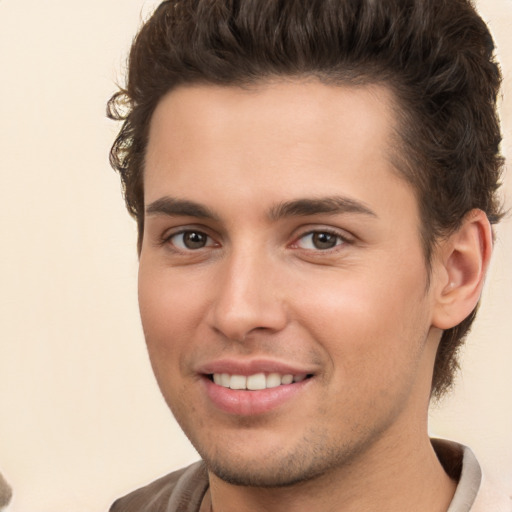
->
[202,376,311,416]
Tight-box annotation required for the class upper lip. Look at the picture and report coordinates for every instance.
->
[197,358,316,376]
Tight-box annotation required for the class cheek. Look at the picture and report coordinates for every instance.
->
[293,266,430,376]
[137,264,206,370]
[139,261,206,328]
[298,282,430,427]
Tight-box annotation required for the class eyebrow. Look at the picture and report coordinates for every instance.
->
[145,197,219,220]
[145,195,377,221]
[268,196,377,220]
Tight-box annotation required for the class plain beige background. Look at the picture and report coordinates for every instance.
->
[0,1,510,511]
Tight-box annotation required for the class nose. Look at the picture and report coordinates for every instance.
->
[208,249,288,342]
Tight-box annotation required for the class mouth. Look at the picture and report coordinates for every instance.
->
[208,372,313,390]
[199,361,316,415]
[202,371,314,415]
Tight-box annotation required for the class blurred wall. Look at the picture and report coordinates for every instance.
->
[0,1,510,510]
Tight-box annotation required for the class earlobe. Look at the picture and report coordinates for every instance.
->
[432,209,493,330]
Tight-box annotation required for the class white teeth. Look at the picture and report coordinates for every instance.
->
[247,373,266,390]
[229,375,247,389]
[266,373,282,388]
[212,372,308,390]
[281,374,293,385]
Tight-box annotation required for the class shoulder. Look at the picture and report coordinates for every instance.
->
[109,461,209,512]
[432,439,512,512]
[471,471,512,512]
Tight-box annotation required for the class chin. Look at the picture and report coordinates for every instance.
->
[197,432,363,489]
[205,456,329,488]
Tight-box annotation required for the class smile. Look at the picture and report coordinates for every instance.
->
[204,372,313,415]
[211,372,308,390]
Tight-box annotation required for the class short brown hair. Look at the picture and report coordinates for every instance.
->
[108,0,504,399]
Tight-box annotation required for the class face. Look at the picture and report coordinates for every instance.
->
[139,80,442,487]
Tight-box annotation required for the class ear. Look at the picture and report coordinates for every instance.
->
[431,209,493,330]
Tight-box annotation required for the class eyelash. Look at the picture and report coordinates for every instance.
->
[162,229,217,251]
[161,227,351,254]
[292,229,350,252]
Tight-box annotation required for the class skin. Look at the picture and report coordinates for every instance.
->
[138,80,489,511]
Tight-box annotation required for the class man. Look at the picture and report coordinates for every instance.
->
[107,1,510,510]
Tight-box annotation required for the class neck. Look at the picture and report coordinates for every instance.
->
[206,433,456,512]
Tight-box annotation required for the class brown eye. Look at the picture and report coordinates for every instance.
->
[296,231,344,250]
[312,232,338,249]
[170,231,212,250]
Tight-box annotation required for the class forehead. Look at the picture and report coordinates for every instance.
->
[147,80,396,168]
[144,80,415,223]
